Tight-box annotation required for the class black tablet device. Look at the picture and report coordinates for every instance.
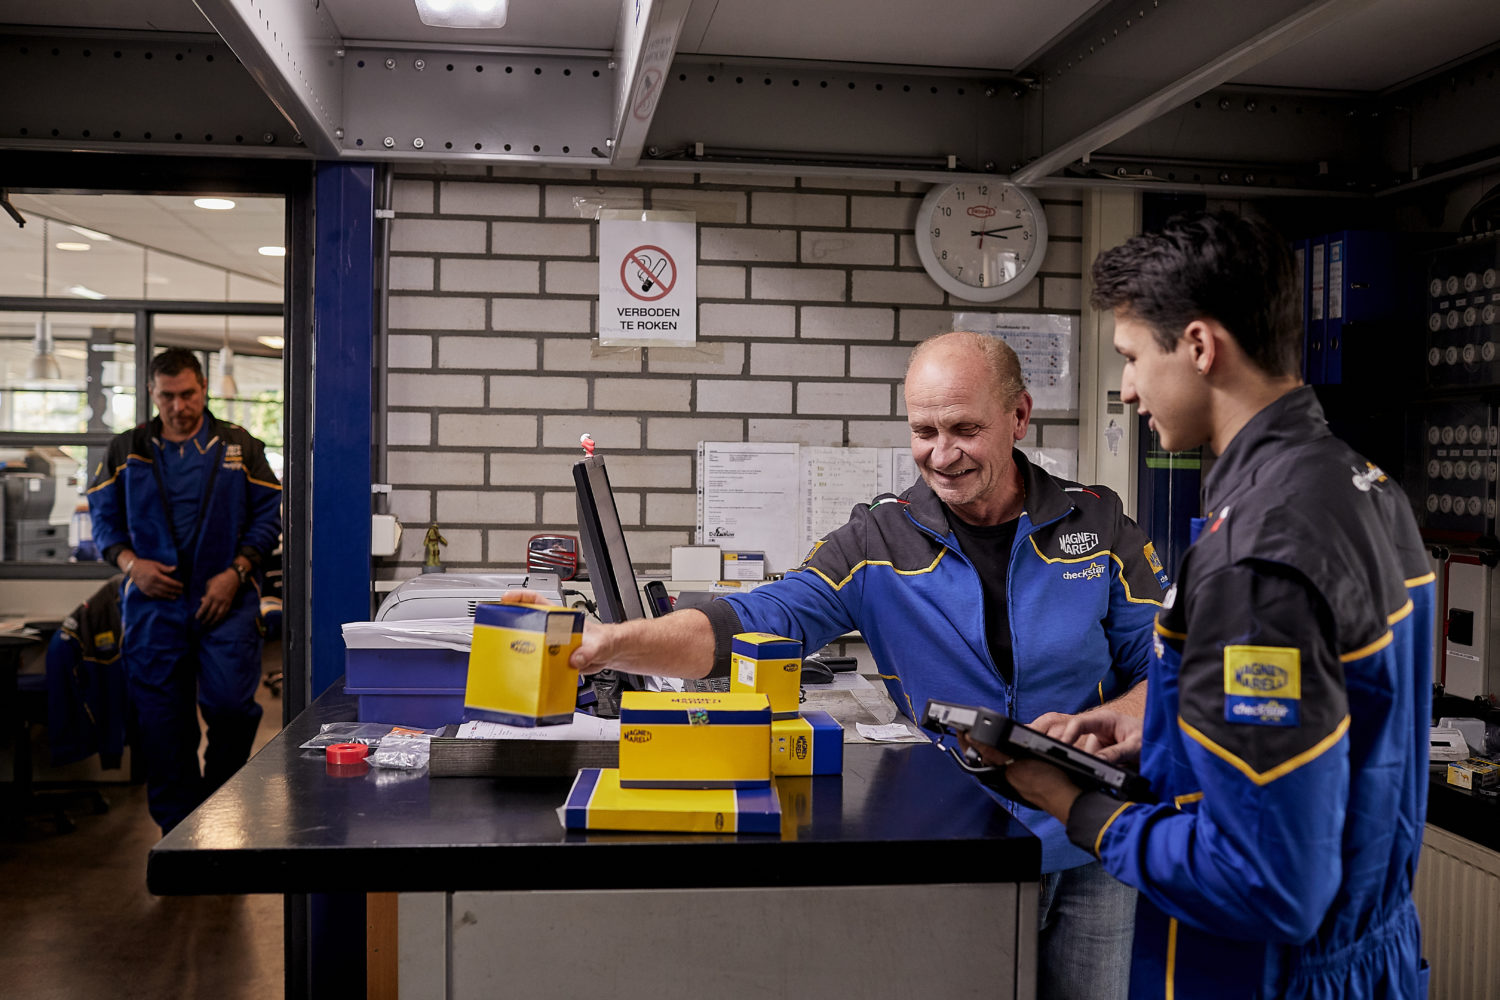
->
[921,698,1157,804]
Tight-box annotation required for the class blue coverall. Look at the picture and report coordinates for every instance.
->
[87,411,281,832]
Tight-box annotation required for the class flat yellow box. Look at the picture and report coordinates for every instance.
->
[730,632,802,718]
[464,602,581,727]
[563,768,781,834]
[618,691,771,788]
[771,710,844,776]
[1448,757,1499,790]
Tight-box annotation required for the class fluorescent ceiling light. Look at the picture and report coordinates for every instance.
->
[55,241,91,252]
[68,284,108,300]
[258,335,286,350]
[258,245,286,257]
[414,0,508,28]
[69,225,112,241]
[194,198,237,211]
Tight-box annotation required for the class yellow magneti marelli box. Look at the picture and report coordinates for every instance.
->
[618,691,771,788]
[770,710,844,776]
[730,632,802,718]
[464,602,581,727]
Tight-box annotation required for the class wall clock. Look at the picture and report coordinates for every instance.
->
[915,180,1048,302]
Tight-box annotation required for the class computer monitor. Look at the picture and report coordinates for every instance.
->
[573,455,646,623]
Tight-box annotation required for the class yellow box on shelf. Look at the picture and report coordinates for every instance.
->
[770,710,843,776]
[562,768,781,834]
[463,602,581,727]
[1447,757,1499,790]
[618,691,771,788]
[729,632,802,718]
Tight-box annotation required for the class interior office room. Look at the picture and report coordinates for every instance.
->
[3,0,1500,997]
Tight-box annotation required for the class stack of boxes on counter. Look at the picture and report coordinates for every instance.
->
[563,632,842,834]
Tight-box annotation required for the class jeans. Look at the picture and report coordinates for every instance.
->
[1037,860,1136,1000]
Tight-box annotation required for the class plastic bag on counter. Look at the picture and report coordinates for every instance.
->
[299,722,440,750]
[369,731,433,770]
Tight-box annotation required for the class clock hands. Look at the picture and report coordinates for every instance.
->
[971,224,1023,238]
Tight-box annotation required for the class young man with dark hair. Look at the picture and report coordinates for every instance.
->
[990,211,1433,998]
[87,346,282,835]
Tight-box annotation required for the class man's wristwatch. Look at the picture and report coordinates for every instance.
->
[233,561,250,586]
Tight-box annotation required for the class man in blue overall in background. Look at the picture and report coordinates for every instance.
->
[994,211,1432,998]
[87,348,282,835]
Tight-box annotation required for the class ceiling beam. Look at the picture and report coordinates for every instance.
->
[608,0,693,168]
[193,0,347,158]
[1012,0,1376,186]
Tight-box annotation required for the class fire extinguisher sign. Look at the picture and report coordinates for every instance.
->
[598,211,697,347]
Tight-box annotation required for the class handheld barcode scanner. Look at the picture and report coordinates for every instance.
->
[921,698,1157,807]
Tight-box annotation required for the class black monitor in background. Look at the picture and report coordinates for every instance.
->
[573,455,654,715]
[573,455,646,623]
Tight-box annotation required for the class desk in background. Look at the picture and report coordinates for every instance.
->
[149,681,1042,999]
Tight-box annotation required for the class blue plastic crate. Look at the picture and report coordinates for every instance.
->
[347,686,466,729]
[345,646,468,690]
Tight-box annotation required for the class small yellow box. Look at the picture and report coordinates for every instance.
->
[1448,757,1499,790]
[770,711,844,776]
[464,602,581,727]
[563,769,781,834]
[618,691,771,788]
[730,632,802,718]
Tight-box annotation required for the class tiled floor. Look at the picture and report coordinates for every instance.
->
[0,655,286,1000]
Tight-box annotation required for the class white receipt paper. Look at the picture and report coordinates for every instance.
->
[855,722,927,743]
[457,713,620,741]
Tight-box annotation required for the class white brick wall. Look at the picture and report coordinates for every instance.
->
[379,168,1084,576]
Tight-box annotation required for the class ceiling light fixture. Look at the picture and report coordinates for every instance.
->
[68,225,112,241]
[29,219,61,381]
[413,0,508,29]
[68,284,107,300]
[258,335,286,350]
[258,245,286,257]
[217,274,238,400]
[55,241,91,252]
[194,197,237,211]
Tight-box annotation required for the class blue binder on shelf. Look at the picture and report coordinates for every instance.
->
[1326,231,1398,386]
[1307,237,1328,384]
[1293,238,1312,382]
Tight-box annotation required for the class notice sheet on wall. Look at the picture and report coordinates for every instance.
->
[954,312,1079,414]
[697,442,920,575]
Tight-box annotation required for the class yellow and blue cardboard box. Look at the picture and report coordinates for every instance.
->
[1448,756,1499,790]
[729,632,802,718]
[464,602,581,727]
[770,710,843,776]
[618,691,772,788]
[563,768,781,834]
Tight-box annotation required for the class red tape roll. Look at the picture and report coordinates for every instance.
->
[326,742,371,764]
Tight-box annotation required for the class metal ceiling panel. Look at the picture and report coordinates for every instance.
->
[1231,0,1500,92]
[336,46,613,164]
[1013,0,1377,185]
[322,0,621,50]
[678,0,1101,71]
[193,0,347,157]
[609,0,693,167]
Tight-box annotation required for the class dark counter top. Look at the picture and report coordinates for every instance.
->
[1428,771,1500,853]
[148,681,1040,895]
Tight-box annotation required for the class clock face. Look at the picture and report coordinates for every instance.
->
[915,181,1048,302]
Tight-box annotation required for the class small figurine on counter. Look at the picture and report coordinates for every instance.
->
[422,523,448,573]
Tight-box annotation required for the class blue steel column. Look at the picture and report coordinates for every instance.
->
[311,162,374,696]
[302,163,374,998]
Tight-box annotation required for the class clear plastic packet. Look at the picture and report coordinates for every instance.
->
[368,731,432,770]
[299,722,439,750]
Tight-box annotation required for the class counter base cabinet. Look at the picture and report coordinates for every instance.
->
[1415,823,1500,1000]
[398,883,1038,999]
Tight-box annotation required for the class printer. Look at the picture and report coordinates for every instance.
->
[374,572,563,621]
